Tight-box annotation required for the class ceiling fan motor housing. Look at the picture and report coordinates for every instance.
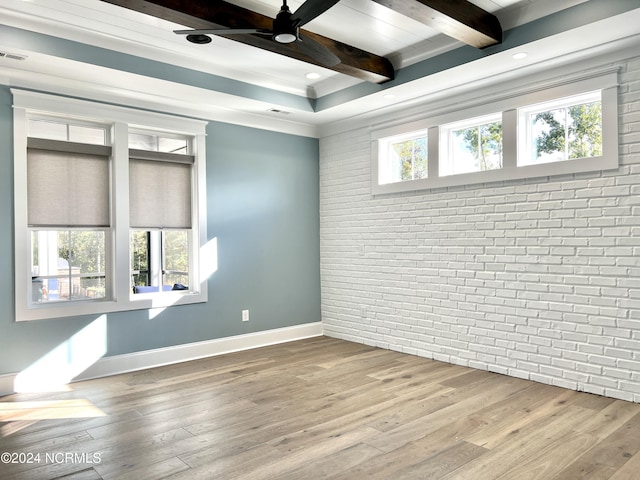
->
[273,5,298,43]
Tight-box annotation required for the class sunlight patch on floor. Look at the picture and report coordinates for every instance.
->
[0,399,106,422]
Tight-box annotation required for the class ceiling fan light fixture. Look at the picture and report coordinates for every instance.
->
[274,31,297,43]
[186,34,212,44]
[173,0,341,66]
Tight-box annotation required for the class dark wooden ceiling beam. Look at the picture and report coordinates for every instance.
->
[99,0,395,83]
[371,0,502,48]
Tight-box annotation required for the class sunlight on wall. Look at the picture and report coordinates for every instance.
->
[13,315,107,393]
[148,237,218,320]
[200,236,218,280]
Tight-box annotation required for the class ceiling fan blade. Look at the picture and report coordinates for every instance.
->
[295,32,340,66]
[174,28,271,36]
[291,0,341,28]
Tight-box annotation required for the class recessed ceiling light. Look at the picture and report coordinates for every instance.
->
[512,52,528,60]
[305,72,321,80]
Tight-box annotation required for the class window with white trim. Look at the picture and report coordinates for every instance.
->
[378,130,428,185]
[518,91,602,166]
[440,113,503,176]
[13,90,208,321]
[27,119,111,305]
[128,130,194,294]
[372,69,618,195]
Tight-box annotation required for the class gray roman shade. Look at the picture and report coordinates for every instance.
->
[128,149,194,229]
[27,138,111,227]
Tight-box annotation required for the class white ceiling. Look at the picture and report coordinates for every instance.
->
[0,0,639,137]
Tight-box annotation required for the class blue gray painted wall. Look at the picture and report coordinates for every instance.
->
[0,86,320,375]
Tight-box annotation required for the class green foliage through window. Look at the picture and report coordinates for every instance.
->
[533,101,602,161]
[392,136,428,181]
[31,230,106,302]
[455,122,503,173]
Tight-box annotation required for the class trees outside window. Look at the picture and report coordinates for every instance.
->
[454,121,503,173]
[440,114,503,176]
[378,130,428,185]
[532,101,602,162]
[392,136,428,181]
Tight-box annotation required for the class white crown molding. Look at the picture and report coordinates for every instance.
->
[1,62,321,138]
[317,34,640,138]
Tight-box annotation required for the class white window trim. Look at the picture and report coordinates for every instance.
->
[13,89,209,321]
[371,69,619,195]
[517,90,603,167]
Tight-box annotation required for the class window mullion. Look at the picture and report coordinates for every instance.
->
[112,122,130,301]
[427,127,439,179]
[502,109,518,170]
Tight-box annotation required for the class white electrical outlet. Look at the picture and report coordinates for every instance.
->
[242,309,250,322]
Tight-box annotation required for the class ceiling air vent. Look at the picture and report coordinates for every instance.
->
[0,51,27,61]
[267,108,291,115]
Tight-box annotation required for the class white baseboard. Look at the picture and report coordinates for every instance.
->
[0,322,323,397]
[0,375,15,398]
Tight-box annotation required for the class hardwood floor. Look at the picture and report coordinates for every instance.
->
[1,336,640,479]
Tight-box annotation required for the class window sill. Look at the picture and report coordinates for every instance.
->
[372,154,618,196]
[16,289,207,322]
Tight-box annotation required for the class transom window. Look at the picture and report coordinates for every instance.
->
[28,118,107,145]
[372,70,618,195]
[518,91,602,166]
[440,113,503,176]
[378,130,428,185]
[128,130,189,154]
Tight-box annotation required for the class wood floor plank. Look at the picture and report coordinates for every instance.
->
[440,405,602,479]
[496,430,598,480]
[464,386,579,449]
[0,410,143,450]
[1,336,639,480]
[274,442,384,480]
[574,399,640,441]
[365,374,531,453]
[607,450,640,480]
[546,411,640,479]
[393,440,489,480]
[106,456,189,480]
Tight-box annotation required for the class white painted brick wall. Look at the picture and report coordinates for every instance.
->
[319,55,640,402]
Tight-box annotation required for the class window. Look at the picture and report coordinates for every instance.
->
[440,114,503,176]
[378,130,428,185]
[13,90,208,321]
[518,91,601,166]
[131,231,189,293]
[28,118,107,145]
[372,69,618,195]
[27,120,111,306]
[128,130,194,295]
[31,230,107,303]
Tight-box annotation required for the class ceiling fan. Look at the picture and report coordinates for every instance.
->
[174,0,341,67]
